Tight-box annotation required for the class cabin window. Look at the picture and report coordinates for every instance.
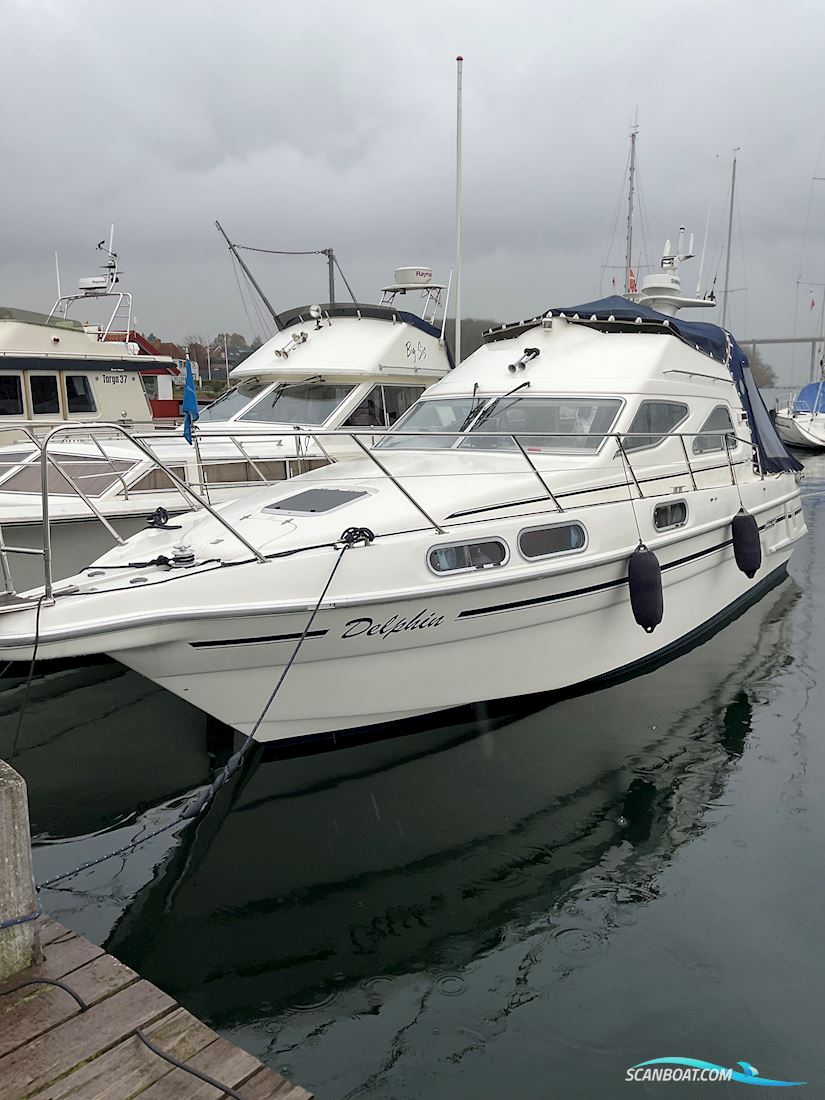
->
[66,374,97,414]
[198,379,269,422]
[384,386,427,425]
[377,397,477,449]
[379,396,623,452]
[0,450,38,484]
[0,375,24,416]
[29,374,61,415]
[623,401,689,451]
[0,455,136,496]
[518,523,587,560]
[459,397,623,452]
[343,385,429,429]
[428,539,508,574]
[345,386,385,427]
[653,500,688,530]
[130,466,188,492]
[238,383,356,425]
[200,459,285,485]
[693,405,736,454]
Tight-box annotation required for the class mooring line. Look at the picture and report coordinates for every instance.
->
[31,526,375,892]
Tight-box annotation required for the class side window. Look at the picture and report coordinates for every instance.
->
[693,405,736,454]
[344,386,385,428]
[518,523,586,559]
[0,375,24,416]
[653,501,688,530]
[383,385,426,425]
[131,466,188,492]
[29,374,61,415]
[429,539,507,573]
[624,401,688,451]
[66,375,97,414]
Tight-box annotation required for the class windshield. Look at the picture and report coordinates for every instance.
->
[376,398,478,450]
[198,379,269,423]
[378,396,623,452]
[238,383,356,425]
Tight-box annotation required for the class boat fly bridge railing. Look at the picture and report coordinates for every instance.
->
[0,421,765,601]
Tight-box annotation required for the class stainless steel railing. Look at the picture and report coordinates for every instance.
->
[0,420,765,601]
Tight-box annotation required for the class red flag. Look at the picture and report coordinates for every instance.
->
[628,269,637,293]
[810,292,816,311]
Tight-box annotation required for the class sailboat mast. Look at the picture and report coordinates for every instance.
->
[722,149,738,329]
[214,220,284,332]
[624,121,638,295]
[454,55,464,366]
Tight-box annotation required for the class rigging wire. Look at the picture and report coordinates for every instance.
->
[333,254,359,304]
[600,143,632,295]
[633,159,652,279]
[230,253,262,345]
[240,262,274,340]
[235,245,327,256]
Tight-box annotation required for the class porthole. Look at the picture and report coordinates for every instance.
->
[428,539,508,574]
[653,500,687,531]
[518,523,587,560]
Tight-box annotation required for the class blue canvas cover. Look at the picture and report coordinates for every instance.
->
[792,382,825,414]
[544,296,802,474]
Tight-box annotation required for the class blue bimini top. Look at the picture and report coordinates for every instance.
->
[792,381,825,415]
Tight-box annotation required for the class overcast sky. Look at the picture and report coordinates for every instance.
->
[3,0,825,382]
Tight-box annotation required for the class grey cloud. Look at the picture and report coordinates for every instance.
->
[2,0,825,384]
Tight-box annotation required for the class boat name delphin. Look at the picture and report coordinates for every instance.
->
[341,609,444,640]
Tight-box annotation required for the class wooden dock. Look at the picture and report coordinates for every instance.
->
[0,916,312,1100]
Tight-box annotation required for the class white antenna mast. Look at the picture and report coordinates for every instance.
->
[54,250,61,299]
[624,115,638,295]
[722,149,738,328]
[454,55,464,366]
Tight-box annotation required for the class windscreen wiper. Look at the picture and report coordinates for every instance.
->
[457,382,483,431]
[470,380,531,433]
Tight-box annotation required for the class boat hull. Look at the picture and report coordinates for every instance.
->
[109,504,804,743]
[775,412,825,451]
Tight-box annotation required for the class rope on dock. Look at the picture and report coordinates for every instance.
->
[1,976,249,1099]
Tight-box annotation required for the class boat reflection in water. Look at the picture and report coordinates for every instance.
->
[0,659,216,839]
[90,569,797,1052]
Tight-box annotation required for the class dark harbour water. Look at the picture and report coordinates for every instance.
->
[3,453,825,1098]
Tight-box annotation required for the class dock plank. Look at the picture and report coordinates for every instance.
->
[32,1007,217,1100]
[0,984,80,1061]
[2,920,311,1100]
[0,950,134,1058]
[239,1068,315,1100]
[137,1032,261,1099]
[0,978,175,1098]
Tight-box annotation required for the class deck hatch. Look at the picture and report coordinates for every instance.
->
[263,488,368,515]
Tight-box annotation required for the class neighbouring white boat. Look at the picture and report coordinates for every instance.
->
[0,239,805,743]
[0,303,178,436]
[775,381,825,451]
[0,269,451,591]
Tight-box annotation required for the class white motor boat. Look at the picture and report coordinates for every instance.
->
[0,255,805,743]
[0,269,451,591]
[774,381,825,450]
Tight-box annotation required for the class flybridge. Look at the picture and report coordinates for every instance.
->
[480,295,801,478]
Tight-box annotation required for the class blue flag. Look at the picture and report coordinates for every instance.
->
[182,359,199,444]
